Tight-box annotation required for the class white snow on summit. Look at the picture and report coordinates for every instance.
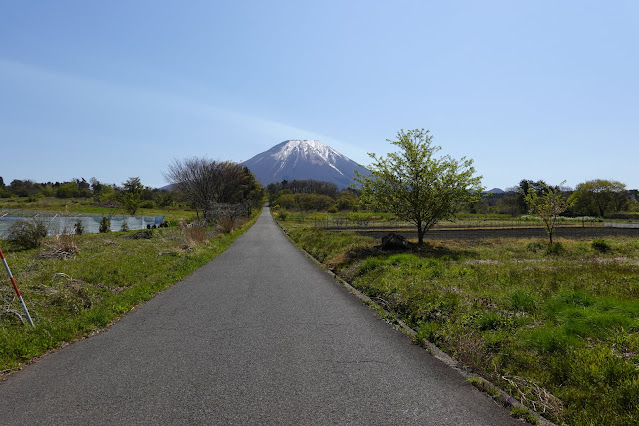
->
[272,140,345,174]
[273,140,338,163]
[242,139,370,188]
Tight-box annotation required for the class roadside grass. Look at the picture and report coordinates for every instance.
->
[282,220,639,425]
[0,210,260,373]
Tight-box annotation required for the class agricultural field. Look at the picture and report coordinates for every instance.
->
[277,212,639,425]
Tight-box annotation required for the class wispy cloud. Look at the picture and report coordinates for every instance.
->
[0,58,363,159]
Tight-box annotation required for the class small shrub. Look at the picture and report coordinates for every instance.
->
[185,225,205,247]
[526,241,545,252]
[278,210,288,221]
[120,221,130,232]
[73,219,84,235]
[39,232,79,259]
[592,239,611,253]
[7,219,48,249]
[99,216,111,233]
[218,217,234,234]
[526,240,564,255]
[127,230,153,240]
[545,242,564,256]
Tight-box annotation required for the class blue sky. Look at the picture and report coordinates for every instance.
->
[1,1,637,190]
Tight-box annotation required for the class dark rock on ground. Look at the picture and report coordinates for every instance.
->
[381,233,412,250]
[127,230,154,240]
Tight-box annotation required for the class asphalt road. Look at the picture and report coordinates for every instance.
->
[0,207,520,425]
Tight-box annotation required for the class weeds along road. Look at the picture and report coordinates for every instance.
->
[0,207,519,425]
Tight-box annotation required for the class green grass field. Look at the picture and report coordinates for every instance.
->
[278,214,639,425]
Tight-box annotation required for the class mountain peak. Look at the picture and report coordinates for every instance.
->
[243,140,369,189]
[273,140,336,163]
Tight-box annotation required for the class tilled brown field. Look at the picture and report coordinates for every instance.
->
[348,226,639,241]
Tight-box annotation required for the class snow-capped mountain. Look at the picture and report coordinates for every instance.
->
[242,140,369,189]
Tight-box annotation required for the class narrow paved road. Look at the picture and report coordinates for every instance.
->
[0,207,519,425]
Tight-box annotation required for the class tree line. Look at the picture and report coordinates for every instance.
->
[267,179,360,213]
[1,157,265,221]
[0,176,172,213]
[467,179,638,218]
[264,176,637,222]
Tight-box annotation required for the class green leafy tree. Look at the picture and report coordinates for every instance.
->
[242,167,265,215]
[336,190,358,211]
[156,192,174,210]
[123,177,143,194]
[90,177,105,201]
[121,177,143,215]
[76,178,91,198]
[523,181,572,245]
[355,129,483,244]
[40,183,54,197]
[123,192,141,215]
[568,179,629,217]
[55,181,80,198]
[99,217,111,233]
[517,179,549,213]
[9,179,40,197]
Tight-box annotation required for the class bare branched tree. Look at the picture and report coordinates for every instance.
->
[164,158,263,220]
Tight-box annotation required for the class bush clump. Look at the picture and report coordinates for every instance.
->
[545,242,564,256]
[526,241,545,252]
[592,239,611,253]
[39,233,79,259]
[277,210,288,221]
[73,219,84,235]
[218,217,234,234]
[99,217,111,233]
[7,219,48,250]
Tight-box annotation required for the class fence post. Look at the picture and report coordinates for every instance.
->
[0,248,35,327]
